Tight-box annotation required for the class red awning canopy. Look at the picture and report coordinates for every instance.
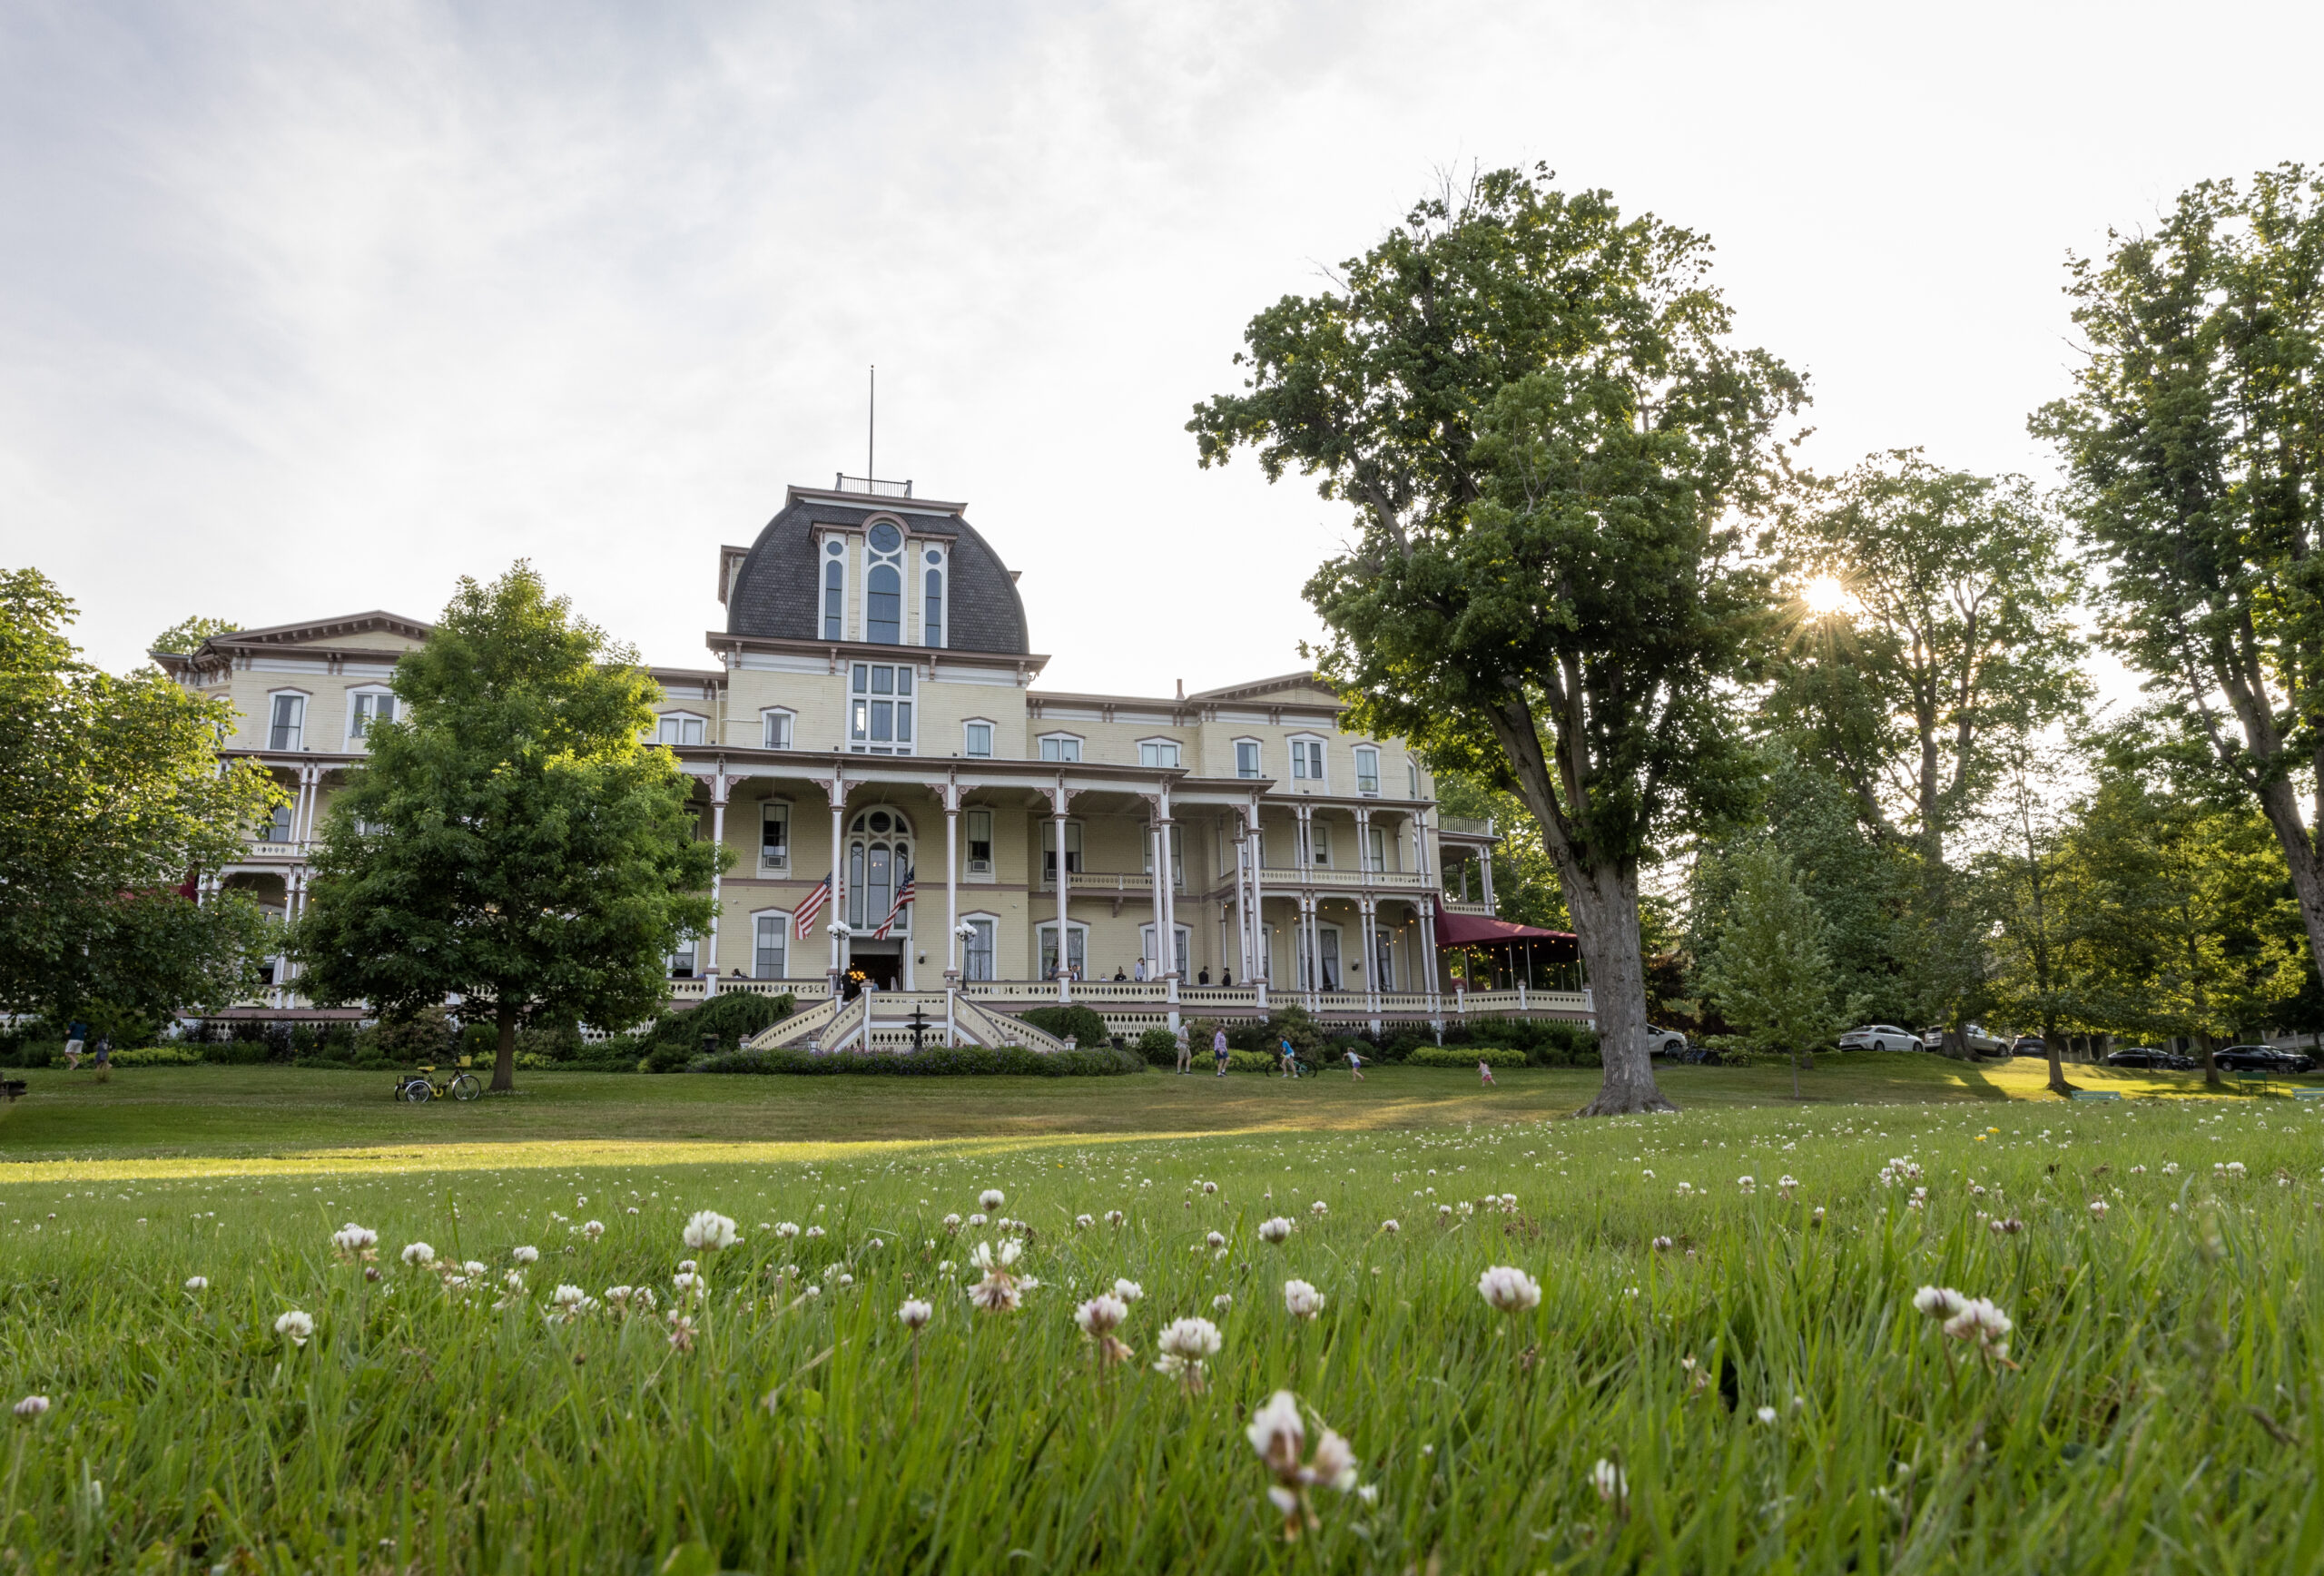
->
[1433,912,1575,949]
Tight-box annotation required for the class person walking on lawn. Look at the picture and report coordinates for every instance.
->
[1280,1038,1302,1079]
[1214,1026,1230,1078]
[1344,1045,1364,1080]
[62,1019,88,1070]
[1174,1024,1192,1075]
[1478,1059,1496,1088]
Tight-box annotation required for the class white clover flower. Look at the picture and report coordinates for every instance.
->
[1258,1216,1295,1245]
[183,1276,208,1292]
[1246,1389,1305,1473]
[1437,1204,1454,1220]
[666,1313,697,1351]
[1591,1459,1626,1502]
[1737,1176,1756,1196]
[1381,1218,1400,1235]
[898,1298,933,1331]
[274,1309,315,1346]
[1941,1296,2013,1359]
[1113,1278,1144,1302]
[1476,1265,1541,1313]
[775,1222,801,1239]
[682,1211,737,1251]
[1076,1294,1129,1335]
[1755,1405,1777,1424]
[582,1220,606,1241]
[511,1246,540,1266]
[2087,1198,2109,1218]
[1153,1315,1223,1385]
[14,1395,49,1421]
[980,1188,1006,1210]
[673,1271,705,1298]
[803,1226,825,1240]
[966,1213,987,1228]
[942,1213,962,1232]
[1206,1230,1226,1249]
[1283,1279,1325,1319]
[1106,1209,1127,1226]
[1202,1181,1218,1196]
[1913,1285,1968,1320]
[547,1284,591,1311]
[1213,1293,1234,1311]
[1310,1200,1328,1217]
[1075,1214,1096,1230]
[331,1223,379,1259]
[606,1285,635,1306]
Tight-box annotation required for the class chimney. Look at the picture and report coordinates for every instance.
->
[1176,678,1185,701]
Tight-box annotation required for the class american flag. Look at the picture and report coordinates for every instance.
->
[793,874,832,939]
[873,868,915,939]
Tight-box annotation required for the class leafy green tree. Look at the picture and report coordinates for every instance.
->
[2052,743,2303,1084]
[1766,452,2085,1055]
[149,616,241,655]
[1699,843,1856,1098]
[1191,167,1804,1115]
[291,565,723,1091]
[1688,748,1915,1032]
[2034,165,2324,992]
[1981,745,2082,1094]
[0,570,281,1032]
[1430,773,1570,931]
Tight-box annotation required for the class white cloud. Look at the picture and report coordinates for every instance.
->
[3,0,2317,696]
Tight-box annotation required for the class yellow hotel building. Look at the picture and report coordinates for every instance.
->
[158,478,1585,1047]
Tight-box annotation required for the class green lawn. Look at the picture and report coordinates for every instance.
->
[5,1059,2323,1571]
[0,1053,2280,1174]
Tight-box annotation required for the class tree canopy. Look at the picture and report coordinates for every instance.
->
[290,565,722,1090]
[0,570,279,1036]
[149,616,241,655]
[2034,163,2324,990]
[1192,166,1804,1114]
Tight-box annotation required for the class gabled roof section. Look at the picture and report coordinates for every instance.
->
[1187,671,1342,706]
[198,612,433,650]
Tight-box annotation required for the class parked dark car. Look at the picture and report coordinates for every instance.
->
[2011,1036,2049,1059]
[2214,1045,2316,1074]
[2103,1047,2175,1069]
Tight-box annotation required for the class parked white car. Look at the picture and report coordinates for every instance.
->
[1920,1023,2008,1056]
[1646,1026,1689,1057]
[1837,1024,1919,1053]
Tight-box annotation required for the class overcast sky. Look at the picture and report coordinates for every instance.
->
[5,1,2318,696]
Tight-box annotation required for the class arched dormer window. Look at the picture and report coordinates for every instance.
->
[864,521,904,644]
[822,539,846,641]
[922,545,947,648]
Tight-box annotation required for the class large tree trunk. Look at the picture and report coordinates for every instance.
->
[1561,857,1676,1116]
[2043,1029,2077,1097]
[2200,1032,2221,1088]
[492,1000,517,1093]
[2254,778,2324,1013]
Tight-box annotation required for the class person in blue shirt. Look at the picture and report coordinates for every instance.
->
[1279,1038,1302,1079]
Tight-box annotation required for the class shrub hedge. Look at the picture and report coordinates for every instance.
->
[1405,1044,1528,1069]
[1015,1004,1111,1049]
[693,1044,1144,1077]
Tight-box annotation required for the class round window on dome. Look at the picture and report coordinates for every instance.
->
[825,540,842,556]
[924,547,942,565]
[869,523,902,555]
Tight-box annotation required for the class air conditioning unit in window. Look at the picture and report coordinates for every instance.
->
[761,852,788,872]
[968,856,992,875]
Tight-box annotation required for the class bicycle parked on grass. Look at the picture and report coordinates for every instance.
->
[396,1059,482,1102]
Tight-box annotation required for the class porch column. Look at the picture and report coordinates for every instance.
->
[942,783,960,985]
[826,772,848,998]
[1147,814,1167,980]
[1047,780,1073,1002]
[1247,797,1266,1002]
[1481,843,1496,911]
[1420,895,1443,1015]
[704,767,730,998]
[1158,811,1180,1030]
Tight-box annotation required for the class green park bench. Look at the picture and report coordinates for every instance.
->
[2292,1087,2324,1101]
[2069,1089,2122,1103]
[0,1078,25,1102]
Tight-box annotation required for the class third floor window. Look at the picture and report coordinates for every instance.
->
[268,694,305,751]
[1139,740,1180,769]
[848,663,913,754]
[1236,740,1261,779]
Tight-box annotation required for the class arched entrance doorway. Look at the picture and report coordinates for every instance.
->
[844,806,914,991]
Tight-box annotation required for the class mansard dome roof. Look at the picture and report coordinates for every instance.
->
[724,488,1030,655]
